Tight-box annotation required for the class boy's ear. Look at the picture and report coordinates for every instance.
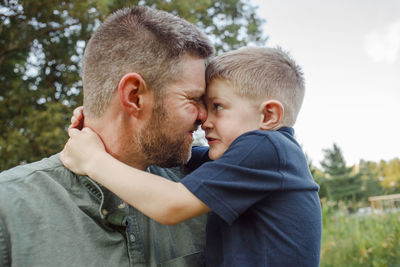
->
[259,100,284,130]
[118,73,148,117]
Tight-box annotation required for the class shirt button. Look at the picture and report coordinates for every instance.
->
[118,202,127,209]
[101,209,109,216]
[129,234,136,243]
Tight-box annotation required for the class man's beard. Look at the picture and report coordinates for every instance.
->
[136,101,194,168]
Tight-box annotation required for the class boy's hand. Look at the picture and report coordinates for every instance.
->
[69,106,84,130]
[60,127,107,176]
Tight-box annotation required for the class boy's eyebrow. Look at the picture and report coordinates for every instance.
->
[204,94,218,100]
[203,96,219,104]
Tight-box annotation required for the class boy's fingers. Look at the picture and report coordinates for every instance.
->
[71,117,77,125]
[70,106,84,130]
[73,106,84,117]
[68,128,80,137]
[81,127,94,135]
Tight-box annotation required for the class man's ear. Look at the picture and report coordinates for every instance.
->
[259,100,284,130]
[118,73,147,117]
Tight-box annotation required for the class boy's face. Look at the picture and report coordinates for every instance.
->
[202,79,261,160]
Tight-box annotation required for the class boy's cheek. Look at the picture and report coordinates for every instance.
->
[208,145,228,161]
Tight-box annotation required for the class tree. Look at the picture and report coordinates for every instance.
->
[0,0,103,170]
[320,143,353,177]
[358,159,383,202]
[320,143,363,205]
[0,0,266,171]
[379,158,400,194]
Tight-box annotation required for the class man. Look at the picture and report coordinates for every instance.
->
[0,6,214,267]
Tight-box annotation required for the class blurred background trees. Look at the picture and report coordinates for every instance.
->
[0,0,266,170]
[313,143,400,209]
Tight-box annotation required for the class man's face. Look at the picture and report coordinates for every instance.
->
[138,56,206,167]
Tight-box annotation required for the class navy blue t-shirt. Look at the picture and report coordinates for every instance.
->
[182,128,321,267]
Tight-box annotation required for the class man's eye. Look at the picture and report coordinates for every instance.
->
[191,97,202,104]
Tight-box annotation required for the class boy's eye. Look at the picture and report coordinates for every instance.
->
[214,104,223,111]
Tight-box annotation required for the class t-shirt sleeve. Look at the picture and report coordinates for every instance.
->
[185,146,211,171]
[181,133,284,225]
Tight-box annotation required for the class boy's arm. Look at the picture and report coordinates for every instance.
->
[61,128,210,225]
[91,152,210,225]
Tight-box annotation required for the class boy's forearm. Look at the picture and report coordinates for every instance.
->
[86,152,210,225]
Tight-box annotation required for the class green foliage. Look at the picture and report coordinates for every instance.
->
[321,203,400,267]
[320,143,353,177]
[380,158,400,192]
[0,0,266,171]
[318,144,363,205]
[359,160,384,197]
[0,0,105,170]
[313,143,399,206]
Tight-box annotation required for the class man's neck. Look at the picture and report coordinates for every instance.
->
[85,116,149,171]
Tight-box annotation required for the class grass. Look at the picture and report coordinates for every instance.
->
[320,202,400,267]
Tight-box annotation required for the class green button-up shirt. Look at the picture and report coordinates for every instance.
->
[0,154,206,267]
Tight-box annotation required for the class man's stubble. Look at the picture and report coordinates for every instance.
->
[135,100,194,168]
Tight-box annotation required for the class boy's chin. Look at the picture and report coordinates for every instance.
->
[208,149,225,161]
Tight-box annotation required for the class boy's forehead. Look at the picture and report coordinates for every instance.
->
[206,78,231,96]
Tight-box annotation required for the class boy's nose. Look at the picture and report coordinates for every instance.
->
[201,117,213,131]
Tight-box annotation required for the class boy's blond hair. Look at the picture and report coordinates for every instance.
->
[206,47,305,127]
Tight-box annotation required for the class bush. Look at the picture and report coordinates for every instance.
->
[321,202,400,267]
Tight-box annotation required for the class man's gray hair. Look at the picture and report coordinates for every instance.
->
[83,6,214,117]
[206,47,305,127]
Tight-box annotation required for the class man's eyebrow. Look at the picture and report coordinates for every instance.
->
[185,89,204,98]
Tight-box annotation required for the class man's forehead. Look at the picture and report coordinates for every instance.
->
[165,82,205,97]
[184,86,205,97]
[163,56,206,97]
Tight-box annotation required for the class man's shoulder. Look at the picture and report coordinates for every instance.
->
[0,154,96,221]
[0,154,67,188]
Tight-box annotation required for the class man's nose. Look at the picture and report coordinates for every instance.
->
[196,102,207,124]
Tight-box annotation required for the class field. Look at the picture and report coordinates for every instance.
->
[321,203,400,267]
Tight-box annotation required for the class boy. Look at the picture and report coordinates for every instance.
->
[61,47,322,266]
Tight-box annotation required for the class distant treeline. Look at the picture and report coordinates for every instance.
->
[310,143,400,208]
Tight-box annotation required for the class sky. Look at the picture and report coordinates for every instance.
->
[251,0,400,167]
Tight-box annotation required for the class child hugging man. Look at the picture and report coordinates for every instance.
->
[61,47,322,267]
